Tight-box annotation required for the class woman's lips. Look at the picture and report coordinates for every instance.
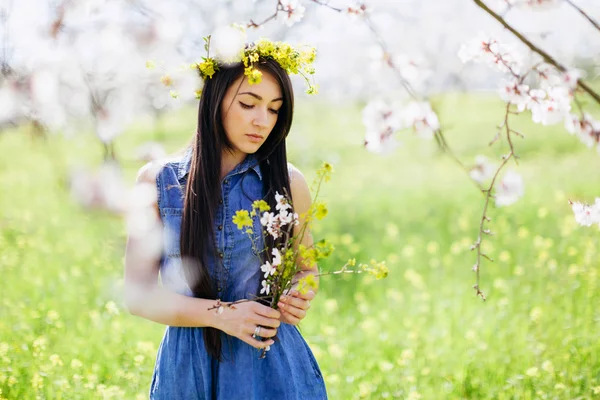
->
[246,134,264,143]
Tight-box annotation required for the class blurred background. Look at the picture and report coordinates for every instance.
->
[1,0,600,399]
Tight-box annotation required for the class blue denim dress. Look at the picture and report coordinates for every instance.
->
[149,148,327,400]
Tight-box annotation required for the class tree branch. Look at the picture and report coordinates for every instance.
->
[564,0,600,33]
[472,0,600,106]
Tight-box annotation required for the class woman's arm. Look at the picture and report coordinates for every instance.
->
[124,162,279,348]
[277,165,318,325]
[124,162,222,328]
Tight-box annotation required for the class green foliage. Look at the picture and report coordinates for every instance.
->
[1,95,600,398]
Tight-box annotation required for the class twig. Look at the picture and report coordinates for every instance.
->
[310,0,343,12]
[471,102,518,301]
[247,1,283,28]
[564,0,600,33]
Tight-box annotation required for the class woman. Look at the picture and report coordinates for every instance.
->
[124,47,327,399]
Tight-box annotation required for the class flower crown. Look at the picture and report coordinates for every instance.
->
[195,36,318,95]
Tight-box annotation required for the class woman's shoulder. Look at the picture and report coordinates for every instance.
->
[135,150,188,185]
[287,163,311,210]
[287,162,304,183]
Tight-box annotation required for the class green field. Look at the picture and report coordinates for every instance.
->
[1,94,599,399]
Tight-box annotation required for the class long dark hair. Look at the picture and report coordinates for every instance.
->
[180,57,294,361]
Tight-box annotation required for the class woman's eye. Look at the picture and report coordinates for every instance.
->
[239,102,253,109]
[269,109,279,115]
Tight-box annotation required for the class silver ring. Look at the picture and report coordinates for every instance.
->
[306,300,310,308]
[253,326,261,338]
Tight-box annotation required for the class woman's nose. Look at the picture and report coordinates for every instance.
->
[253,109,269,128]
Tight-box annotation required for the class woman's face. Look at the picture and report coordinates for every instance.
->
[221,70,283,159]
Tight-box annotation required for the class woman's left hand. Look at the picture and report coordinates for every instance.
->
[277,290,315,325]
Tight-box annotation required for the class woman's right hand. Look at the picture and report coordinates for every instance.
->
[214,301,281,349]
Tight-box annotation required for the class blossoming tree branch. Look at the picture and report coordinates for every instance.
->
[243,0,600,299]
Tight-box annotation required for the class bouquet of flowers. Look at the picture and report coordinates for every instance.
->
[231,162,388,357]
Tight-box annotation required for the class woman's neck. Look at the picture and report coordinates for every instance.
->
[220,150,246,181]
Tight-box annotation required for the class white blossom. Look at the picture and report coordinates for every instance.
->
[528,86,571,126]
[362,99,402,154]
[364,129,399,154]
[211,25,247,64]
[469,155,495,184]
[279,0,305,27]
[498,79,530,111]
[571,199,600,227]
[275,191,291,212]
[562,69,584,91]
[565,113,600,149]
[260,280,271,295]
[401,101,439,139]
[261,261,276,278]
[271,248,282,266]
[495,170,524,207]
[458,33,522,74]
[261,211,275,227]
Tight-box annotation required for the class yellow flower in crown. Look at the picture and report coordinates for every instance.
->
[195,34,318,95]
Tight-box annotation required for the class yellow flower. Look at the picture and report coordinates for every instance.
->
[297,274,318,294]
[306,85,319,95]
[246,68,263,85]
[31,372,43,391]
[314,202,328,220]
[197,59,217,79]
[252,200,271,212]
[232,210,252,230]
[105,301,120,316]
[49,354,63,367]
[145,60,156,70]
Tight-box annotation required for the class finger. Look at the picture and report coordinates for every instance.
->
[278,302,307,320]
[280,309,300,325]
[252,315,281,329]
[254,326,278,339]
[242,335,275,349]
[254,303,281,320]
[279,295,311,311]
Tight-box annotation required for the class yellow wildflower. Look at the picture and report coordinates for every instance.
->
[297,274,318,294]
[314,202,328,220]
[232,210,252,230]
[252,200,271,212]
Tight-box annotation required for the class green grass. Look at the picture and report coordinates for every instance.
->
[1,93,600,399]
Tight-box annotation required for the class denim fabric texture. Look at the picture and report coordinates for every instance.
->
[149,148,327,399]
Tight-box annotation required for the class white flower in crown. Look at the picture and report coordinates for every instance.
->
[571,199,600,227]
[260,280,271,295]
[272,248,282,266]
[261,261,276,278]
